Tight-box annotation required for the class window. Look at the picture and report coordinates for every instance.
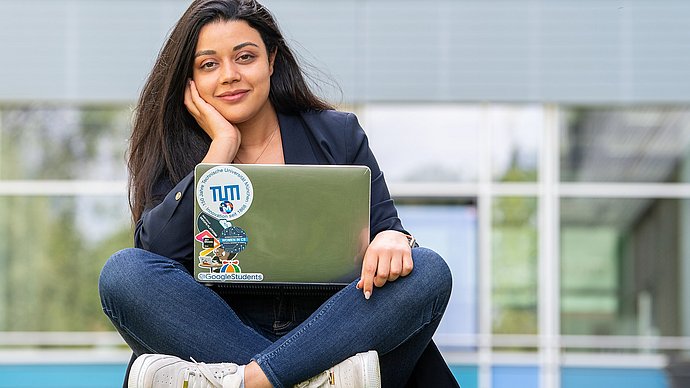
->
[0,105,131,331]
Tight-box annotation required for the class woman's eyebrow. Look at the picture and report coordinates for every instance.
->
[232,42,259,51]
[194,43,259,58]
[194,49,216,58]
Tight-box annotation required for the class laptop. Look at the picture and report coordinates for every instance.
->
[193,163,370,290]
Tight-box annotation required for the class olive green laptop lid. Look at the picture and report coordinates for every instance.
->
[193,163,370,287]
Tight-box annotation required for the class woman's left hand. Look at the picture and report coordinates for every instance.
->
[356,230,414,299]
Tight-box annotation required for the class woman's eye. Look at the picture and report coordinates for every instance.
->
[237,53,255,62]
[200,61,217,70]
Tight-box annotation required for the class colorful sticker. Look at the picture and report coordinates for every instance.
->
[202,237,215,249]
[198,246,240,273]
[196,165,253,221]
[219,226,248,254]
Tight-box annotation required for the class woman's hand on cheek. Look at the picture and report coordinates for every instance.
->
[356,230,414,300]
[185,79,241,163]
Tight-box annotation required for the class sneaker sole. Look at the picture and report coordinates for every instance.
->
[361,351,381,388]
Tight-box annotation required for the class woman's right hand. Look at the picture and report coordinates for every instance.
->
[184,79,241,163]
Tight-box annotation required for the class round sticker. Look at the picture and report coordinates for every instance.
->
[220,226,249,254]
[196,166,254,221]
[219,201,234,215]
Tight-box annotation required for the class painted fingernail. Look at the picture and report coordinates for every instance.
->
[364,291,371,300]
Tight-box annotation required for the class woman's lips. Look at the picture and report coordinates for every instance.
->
[217,90,249,103]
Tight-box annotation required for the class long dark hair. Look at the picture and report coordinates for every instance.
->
[128,0,333,222]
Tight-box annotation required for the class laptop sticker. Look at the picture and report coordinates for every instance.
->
[195,229,220,257]
[219,226,248,254]
[196,165,254,221]
[197,213,225,238]
[196,231,241,272]
[202,237,215,249]
[196,165,263,282]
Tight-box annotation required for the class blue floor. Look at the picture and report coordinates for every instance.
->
[0,363,671,388]
[0,364,126,388]
[449,365,669,388]
[561,367,669,388]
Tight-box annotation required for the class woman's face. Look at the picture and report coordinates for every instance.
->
[192,20,275,125]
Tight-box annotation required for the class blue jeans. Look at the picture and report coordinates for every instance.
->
[99,247,452,387]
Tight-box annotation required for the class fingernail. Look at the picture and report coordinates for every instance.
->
[364,291,371,300]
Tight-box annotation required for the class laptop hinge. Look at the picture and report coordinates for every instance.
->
[211,283,345,296]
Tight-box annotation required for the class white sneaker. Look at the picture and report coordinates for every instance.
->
[128,354,243,388]
[294,350,381,388]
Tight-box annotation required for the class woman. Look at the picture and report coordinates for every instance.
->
[98,1,455,387]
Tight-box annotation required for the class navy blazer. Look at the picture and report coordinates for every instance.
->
[129,110,459,387]
[135,110,406,263]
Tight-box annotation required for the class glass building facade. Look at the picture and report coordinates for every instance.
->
[2,1,690,387]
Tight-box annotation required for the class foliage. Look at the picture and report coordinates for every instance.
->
[0,106,132,331]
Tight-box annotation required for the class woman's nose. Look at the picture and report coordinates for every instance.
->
[220,62,240,84]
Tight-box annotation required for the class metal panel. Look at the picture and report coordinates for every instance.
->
[1,0,689,103]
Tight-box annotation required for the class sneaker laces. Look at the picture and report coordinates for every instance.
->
[184,358,241,388]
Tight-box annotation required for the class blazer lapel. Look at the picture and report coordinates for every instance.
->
[278,112,320,165]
